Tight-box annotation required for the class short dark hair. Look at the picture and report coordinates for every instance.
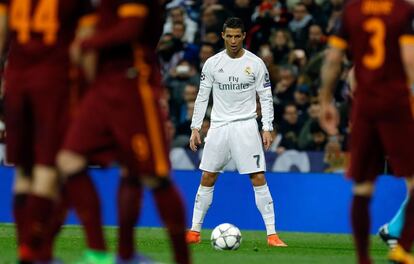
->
[222,17,245,33]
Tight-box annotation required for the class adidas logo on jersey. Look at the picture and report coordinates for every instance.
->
[219,68,224,73]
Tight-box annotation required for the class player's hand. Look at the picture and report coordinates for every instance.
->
[189,129,201,152]
[319,102,339,136]
[262,131,273,151]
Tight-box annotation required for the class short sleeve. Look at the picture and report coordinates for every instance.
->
[327,10,349,50]
[77,0,97,27]
[400,7,414,46]
[256,60,271,92]
[0,0,8,14]
[117,0,149,18]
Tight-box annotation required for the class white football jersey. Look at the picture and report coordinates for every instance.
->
[191,49,274,131]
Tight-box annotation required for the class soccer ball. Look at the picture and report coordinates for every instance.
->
[211,223,242,250]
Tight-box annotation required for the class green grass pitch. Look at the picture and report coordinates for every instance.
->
[0,224,390,263]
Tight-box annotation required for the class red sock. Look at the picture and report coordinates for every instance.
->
[22,194,55,260]
[13,193,28,247]
[38,193,69,260]
[351,195,371,264]
[153,182,191,264]
[117,177,143,259]
[65,171,106,250]
[399,189,414,252]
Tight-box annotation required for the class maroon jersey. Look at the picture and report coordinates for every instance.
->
[0,0,93,76]
[82,0,163,89]
[329,0,414,101]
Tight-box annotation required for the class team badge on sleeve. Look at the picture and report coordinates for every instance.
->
[201,72,206,81]
[264,73,271,88]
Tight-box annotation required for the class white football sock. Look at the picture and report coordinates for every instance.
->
[254,183,276,235]
[190,185,214,232]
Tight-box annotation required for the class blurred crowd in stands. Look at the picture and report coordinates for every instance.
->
[160,0,351,155]
[0,0,352,165]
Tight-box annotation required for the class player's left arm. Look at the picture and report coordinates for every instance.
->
[319,44,344,136]
[0,2,7,58]
[0,1,8,98]
[81,0,149,50]
[72,13,98,82]
[0,0,8,60]
[399,10,414,93]
[256,60,274,150]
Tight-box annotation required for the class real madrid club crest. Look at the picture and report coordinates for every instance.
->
[244,66,252,75]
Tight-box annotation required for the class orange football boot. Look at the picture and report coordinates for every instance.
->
[186,230,201,244]
[267,234,288,247]
[388,245,414,264]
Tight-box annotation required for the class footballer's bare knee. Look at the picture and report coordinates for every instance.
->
[250,172,266,186]
[353,181,374,197]
[13,166,32,194]
[56,150,87,179]
[201,171,218,187]
[32,165,59,199]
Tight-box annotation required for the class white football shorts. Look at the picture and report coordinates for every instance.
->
[199,118,266,174]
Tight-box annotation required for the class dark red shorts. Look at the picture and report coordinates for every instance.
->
[63,72,170,177]
[4,71,69,166]
[347,96,414,182]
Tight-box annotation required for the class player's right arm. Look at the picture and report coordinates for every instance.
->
[189,59,213,152]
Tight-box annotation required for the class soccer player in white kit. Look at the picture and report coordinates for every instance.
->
[186,17,287,247]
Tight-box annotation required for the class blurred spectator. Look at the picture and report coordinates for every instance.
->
[202,0,220,8]
[251,0,290,26]
[225,0,256,31]
[165,61,199,123]
[288,48,308,71]
[165,119,177,145]
[182,83,198,117]
[324,0,343,34]
[297,97,320,149]
[276,103,303,153]
[199,4,228,44]
[197,42,216,72]
[304,120,327,151]
[176,101,195,137]
[258,44,279,85]
[248,0,289,53]
[305,24,326,60]
[273,65,298,120]
[172,21,187,41]
[158,33,186,76]
[293,84,310,124]
[163,6,198,43]
[202,28,223,50]
[269,29,294,65]
[302,0,326,29]
[288,2,313,49]
[302,50,324,94]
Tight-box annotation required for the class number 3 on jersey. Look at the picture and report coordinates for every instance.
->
[363,18,385,70]
[10,0,59,45]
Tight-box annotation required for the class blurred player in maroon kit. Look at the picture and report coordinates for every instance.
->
[319,0,414,263]
[0,0,109,262]
[57,0,191,263]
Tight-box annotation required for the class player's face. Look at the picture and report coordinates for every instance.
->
[222,27,245,58]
